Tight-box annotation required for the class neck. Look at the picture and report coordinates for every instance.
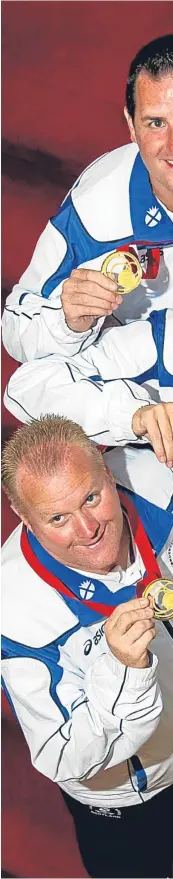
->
[111,515,131,572]
[150,177,173,213]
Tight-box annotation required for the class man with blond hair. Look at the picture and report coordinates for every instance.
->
[2,415,173,879]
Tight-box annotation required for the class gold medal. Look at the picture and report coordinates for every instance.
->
[101,250,142,295]
[143,579,173,620]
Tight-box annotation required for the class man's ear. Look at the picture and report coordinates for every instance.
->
[104,464,115,486]
[124,106,137,144]
[10,503,33,532]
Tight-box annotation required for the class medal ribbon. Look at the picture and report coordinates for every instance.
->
[118,244,160,281]
[21,490,162,619]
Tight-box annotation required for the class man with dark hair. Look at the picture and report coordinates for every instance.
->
[1,415,173,879]
[3,35,173,504]
[2,34,173,359]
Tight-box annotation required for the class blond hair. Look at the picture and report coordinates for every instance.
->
[2,415,103,516]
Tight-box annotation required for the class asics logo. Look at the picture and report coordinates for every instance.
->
[84,624,105,655]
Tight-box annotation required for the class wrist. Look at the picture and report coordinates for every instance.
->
[104,650,157,685]
[65,316,96,332]
[132,409,144,436]
[132,650,150,669]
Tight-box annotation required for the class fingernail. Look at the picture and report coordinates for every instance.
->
[167,461,173,469]
[159,456,166,463]
[108,282,117,291]
[140,598,149,606]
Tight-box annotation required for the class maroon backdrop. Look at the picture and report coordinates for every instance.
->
[2,4,173,877]
[2,1,173,294]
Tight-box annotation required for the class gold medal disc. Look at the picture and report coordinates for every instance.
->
[143,579,173,620]
[101,250,142,295]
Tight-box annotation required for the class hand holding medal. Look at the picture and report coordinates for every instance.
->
[118,491,173,623]
[105,596,155,668]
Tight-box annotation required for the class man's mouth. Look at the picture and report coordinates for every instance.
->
[165,159,173,167]
[82,526,107,549]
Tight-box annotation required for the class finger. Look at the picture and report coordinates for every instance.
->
[65,304,114,318]
[71,268,118,292]
[64,282,120,309]
[63,298,122,319]
[140,410,168,463]
[156,405,173,466]
[126,618,155,645]
[107,598,150,630]
[114,606,154,636]
[132,626,156,656]
[69,280,118,302]
[166,402,173,426]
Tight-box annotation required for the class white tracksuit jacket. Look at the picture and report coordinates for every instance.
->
[1,486,173,809]
[2,143,173,366]
[4,308,173,510]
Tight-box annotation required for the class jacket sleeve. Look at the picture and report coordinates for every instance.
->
[2,649,162,784]
[5,358,173,508]
[2,217,104,363]
[3,317,156,443]
[4,350,154,439]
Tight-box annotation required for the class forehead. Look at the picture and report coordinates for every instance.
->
[135,71,173,112]
[18,446,104,516]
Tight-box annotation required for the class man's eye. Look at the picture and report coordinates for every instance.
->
[86,493,97,504]
[52,514,65,524]
[149,119,165,128]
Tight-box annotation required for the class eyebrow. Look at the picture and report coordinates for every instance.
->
[141,114,165,121]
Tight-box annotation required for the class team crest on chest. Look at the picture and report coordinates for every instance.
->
[79,580,95,600]
[145,206,162,227]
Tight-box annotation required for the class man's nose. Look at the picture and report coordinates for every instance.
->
[75,510,99,541]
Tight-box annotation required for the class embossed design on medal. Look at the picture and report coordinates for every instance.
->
[101,250,142,295]
[143,579,173,620]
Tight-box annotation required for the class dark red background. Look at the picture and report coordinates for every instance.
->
[2,1,173,289]
[2,4,173,877]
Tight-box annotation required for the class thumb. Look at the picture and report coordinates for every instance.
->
[132,407,149,436]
